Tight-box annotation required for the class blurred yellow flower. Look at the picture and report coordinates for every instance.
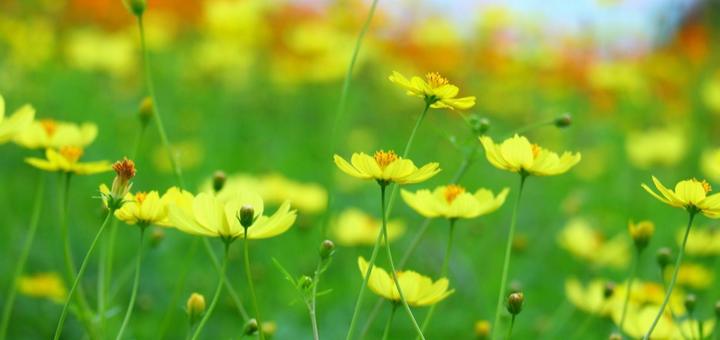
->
[642,176,720,217]
[701,148,720,184]
[388,71,476,110]
[167,192,296,240]
[100,185,181,227]
[26,147,111,175]
[627,220,654,250]
[614,303,675,339]
[625,128,686,169]
[401,184,509,219]
[334,150,440,185]
[682,227,720,256]
[19,272,67,304]
[702,72,720,113]
[332,208,405,246]
[0,94,34,144]
[14,119,97,149]
[665,263,714,289]
[152,140,204,173]
[479,134,581,176]
[357,256,453,307]
[64,29,136,77]
[557,218,629,269]
[564,278,613,316]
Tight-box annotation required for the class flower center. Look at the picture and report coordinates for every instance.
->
[531,144,541,159]
[113,158,136,181]
[135,192,147,204]
[40,119,58,136]
[443,184,465,203]
[425,72,449,88]
[373,150,398,169]
[701,180,712,193]
[59,147,83,163]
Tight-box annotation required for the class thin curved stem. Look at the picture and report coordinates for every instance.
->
[381,304,398,340]
[657,272,690,340]
[418,220,455,336]
[53,212,114,340]
[191,241,230,340]
[115,227,146,340]
[380,185,425,340]
[244,234,265,340]
[491,175,527,340]
[507,315,516,339]
[309,260,324,340]
[643,212,696,340]
[618,250,640,332]
[98,218,118,338]
[0,174,45,340]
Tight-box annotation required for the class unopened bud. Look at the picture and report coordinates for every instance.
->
[244,318,259,335]
[656,247,673,269]
[319,240,335,260]
[298,275,313,290]
[474,320,491,339]
[109,158,136,209]
[507,292,524,316]
[628,220,654,251]
[212,171,226,192]
[603,281,616,299]
[262,321,277,336]
[609,332,622,340]
[467,115,490,135]
[150,228,165,248]
[554,113,572,128]
[685,294,697,314]
[186,293,205,324]
[239,205,255,228]
[123,0,146,16]
[138,97,153,125]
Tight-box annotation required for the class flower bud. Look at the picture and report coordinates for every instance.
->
[628,220,654,251]
[684,294,697,315]
[507,292,524,316]
[715,300,720,319]
[138,97,153,125]
[608,332,622,340]
[150,228,165,248]
[656,247,673,269]
[123,0,146,16]
[243,318,259,335]
[474,320,491,339]
[554,113,572,128]
[109,158,136,209]
[603,281,616,299]
[298,275,313,290]
[186,293,205,325]
[212,171,226,192]
[467,115,490,135]
[262,321,277,336]
[239,205,255,228]
[319,240,335,260]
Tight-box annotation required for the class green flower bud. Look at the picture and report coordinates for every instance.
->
[554,113,572,128]
[138,97,153,125]
[298,275,313,290]
[244,318,259,335]
[656,247,673,269]
[123,0,146,17]
[186,293,205,325]
[467,115,490,135]
[685,294,697,315]
[603,281,616,299]
[212,171,226,193]
[319,240,335,260]
[239,205,255,228]
[507,292,524,316]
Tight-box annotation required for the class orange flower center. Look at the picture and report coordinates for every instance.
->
[135,192,147,204]
[531,144,541,159]
[425,72,449,88]
[59,147,83,163]
[443,184,465,203]
[40,119,58,136]
[373,150,398,169]
[113,158,136,181]
[701,180,712,193]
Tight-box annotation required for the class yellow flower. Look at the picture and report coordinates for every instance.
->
[167,191,296,241]
[628,220,655,250]
[641,176,720,217]
[479,134,581,176]
[26,147,111,175]
[625,128,686,169]
[100,184,180,227]
[564,278,614,316]
[0,94,35,144]
[14,119,97,149]
[357,256,453,307]
[701,147,720,183]
[682,227,720,256]
[333,150,440,185]
[388,71,475,110]
[665,263,714,289]
[557,218,629,269]
[401,184,509,219]
[332,208,405,246]
[614,303,675,339]
[19,272,67,304]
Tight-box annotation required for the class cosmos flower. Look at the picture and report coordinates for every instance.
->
[389,71,475,110]
[100,184,181,227]
[14,119,97,149]
[25,147,111,175]
[332,208,405,246]
[557,218,629,269]
[18,272,67,304]
[479,134,581,176]
[401,184,509,219]
[0,94,34,144]
[333,150,440,185]
[641,176,720,217]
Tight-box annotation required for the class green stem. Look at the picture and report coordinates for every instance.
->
[643,212,696,340]
[191,241,230,340]
[0,174,45,340]
[309,260,324,340]
[380,184,425,340]
[491,174,527,340]
[98,218,118,338]
[157,238,199,340]
[507,315,516,339]
[115,227,146,340]
[203,238,249,320]
[619,250,640,332]
[135,14,184,188]
[381,304,398,340]
[244,233,265,340]
[658,269,690,340]
[53,211,114,340]
[510,119,556,137]
[418,220,456,336]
